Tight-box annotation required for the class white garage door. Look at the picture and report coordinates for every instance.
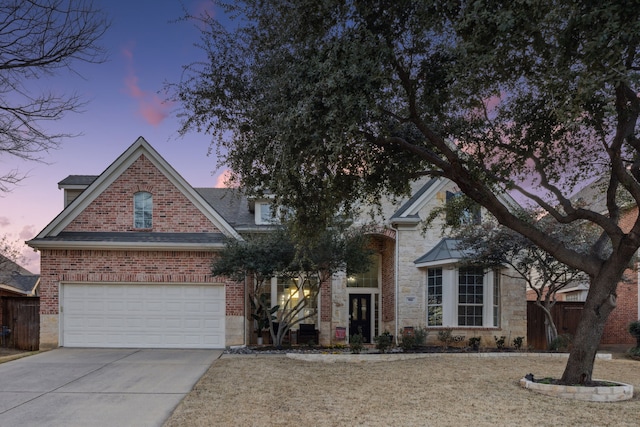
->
[61,283,225,349]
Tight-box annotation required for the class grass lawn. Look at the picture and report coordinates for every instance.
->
[164,353,640,426]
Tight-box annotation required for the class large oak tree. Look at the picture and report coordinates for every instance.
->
[172,1,640,384]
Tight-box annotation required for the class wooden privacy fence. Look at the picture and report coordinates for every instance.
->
[527,301,584,350]
[1,297,40,351]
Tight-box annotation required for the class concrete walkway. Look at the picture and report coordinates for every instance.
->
[0,348,221,427]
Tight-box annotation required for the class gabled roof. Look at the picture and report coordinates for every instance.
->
[27,137,242,250]
[414,238,466,267]
[0,255,39,296]
[195,188,277,233]
[58,175,98,188]
[390,177,522,226]
[390,177,441,225]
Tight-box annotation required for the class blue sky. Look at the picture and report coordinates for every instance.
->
[1,1,227,272]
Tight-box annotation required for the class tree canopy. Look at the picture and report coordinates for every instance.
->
[0,0,109,192]
[173,1,640,384]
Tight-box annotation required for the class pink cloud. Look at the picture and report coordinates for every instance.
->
[0,216,9,227]
[18,225,36,240]
[214,169,233,188]
[122,44,173,126]
[194,1,217,19]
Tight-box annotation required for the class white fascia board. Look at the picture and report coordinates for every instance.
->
[414,258,460,268]
[399,178,448,218]
[389,217,421,226]
[26,241,226,251]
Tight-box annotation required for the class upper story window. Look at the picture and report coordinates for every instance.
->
[254,201,293,225]
[347,255,380,288]
[445,191,481,226]
[256,202,275,225]
[134,191,152,229]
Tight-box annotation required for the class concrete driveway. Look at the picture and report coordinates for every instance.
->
[0,348,221,427]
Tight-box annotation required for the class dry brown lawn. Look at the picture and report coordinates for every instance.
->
[165,353,640,427]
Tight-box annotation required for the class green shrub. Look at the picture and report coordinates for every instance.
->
[350,329,365,354]
[468,336,481,350]
[494,335,506,350]
[374,331,393,353]
[414,327,428,348]
[438,329,453,348]
[549,334,572,352]
[513,336,524,350]
[628,320,640,348]
[400,327,428,352]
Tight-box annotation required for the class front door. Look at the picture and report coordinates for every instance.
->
[349,294,371,343]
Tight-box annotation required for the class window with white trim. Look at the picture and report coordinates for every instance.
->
[427,268,443,326]
[133,191,152,229]
[458,267,484,326]
[256,202,275,224]
[425,266,499,327]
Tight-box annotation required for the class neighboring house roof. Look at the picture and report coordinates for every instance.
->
[570,175,637,215]
[414,238,466,267]
[27,137,243,250]
[0,255,40,296]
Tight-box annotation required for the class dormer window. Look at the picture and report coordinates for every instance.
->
[445,191,481,226]
[134,191,152,229]
[257,202,275,224]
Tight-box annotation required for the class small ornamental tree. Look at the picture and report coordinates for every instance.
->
[451,211,592,348]
[212,223,372,347]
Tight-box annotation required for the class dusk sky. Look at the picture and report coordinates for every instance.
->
[1,1,228,273]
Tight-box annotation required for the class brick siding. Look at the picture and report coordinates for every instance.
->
[39,249,243,317]
[602,266,638,345]
[65,155,220,233]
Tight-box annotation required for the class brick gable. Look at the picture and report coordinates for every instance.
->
[65,155,220,233]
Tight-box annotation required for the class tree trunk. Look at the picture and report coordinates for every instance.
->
[560,274,617,384]
[544,314,558,349]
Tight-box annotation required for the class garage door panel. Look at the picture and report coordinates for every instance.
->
[62,284,225,349]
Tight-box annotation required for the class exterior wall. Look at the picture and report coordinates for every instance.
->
[602,266,638,345]
[319,278,332,345]
[602,207,640,345]
[65,155,220,233]
[393,181,527,348]
[330,272,349,344]
[38,249,245,348]
[395,183,458,331]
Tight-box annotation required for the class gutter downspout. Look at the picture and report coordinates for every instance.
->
[392,223,399,346]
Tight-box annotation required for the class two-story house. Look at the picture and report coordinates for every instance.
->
[27,137,526,349]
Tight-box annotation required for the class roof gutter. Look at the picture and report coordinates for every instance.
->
[25,240,226,251]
